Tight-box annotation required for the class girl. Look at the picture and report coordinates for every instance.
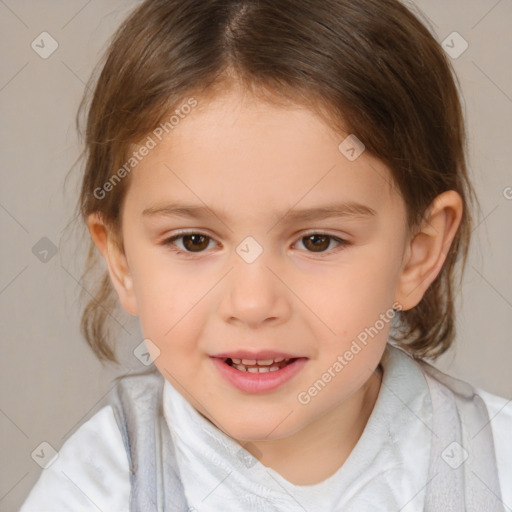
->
[20,0,511,510]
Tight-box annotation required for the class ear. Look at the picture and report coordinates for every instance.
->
[394,190,463,310]
[87,213,138,316]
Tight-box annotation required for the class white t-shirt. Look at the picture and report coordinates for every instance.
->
[20,345,512,511]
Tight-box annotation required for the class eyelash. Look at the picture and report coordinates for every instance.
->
[161,230,350,258]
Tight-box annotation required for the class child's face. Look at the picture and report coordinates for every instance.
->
[116,88,410,441]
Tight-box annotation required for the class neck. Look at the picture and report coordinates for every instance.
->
[242,364,383,486]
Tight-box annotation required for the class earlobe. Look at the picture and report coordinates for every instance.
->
[87,213,138,316]
[394,190,463,310]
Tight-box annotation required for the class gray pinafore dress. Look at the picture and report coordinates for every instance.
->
[109,346,505,511]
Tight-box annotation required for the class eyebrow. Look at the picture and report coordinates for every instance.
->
[142,201,377,224]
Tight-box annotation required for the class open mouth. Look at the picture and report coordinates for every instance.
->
[212,355,307,393]
[224,357,298,373]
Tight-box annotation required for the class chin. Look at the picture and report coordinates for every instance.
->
[212,411,302,443]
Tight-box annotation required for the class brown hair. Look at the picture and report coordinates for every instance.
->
[75,0,475,363]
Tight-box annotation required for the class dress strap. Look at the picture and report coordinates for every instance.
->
[416,358,505,511]
[109,370,189,511]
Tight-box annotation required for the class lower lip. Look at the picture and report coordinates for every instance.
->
[211,357,307,393]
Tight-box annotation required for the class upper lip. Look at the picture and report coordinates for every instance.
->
[211,351,305,360]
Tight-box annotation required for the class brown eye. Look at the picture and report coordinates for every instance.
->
[164,232,215,254]
[302,234,331,252]
[295,233,348,255]
[181,234,210,252]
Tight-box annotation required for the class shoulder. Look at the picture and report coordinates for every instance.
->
[475,387,512,509]
[475,386,511,455]
[19,405,131,512]
[477,387,512,425]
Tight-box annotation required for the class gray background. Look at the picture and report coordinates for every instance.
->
[1,0,511,510]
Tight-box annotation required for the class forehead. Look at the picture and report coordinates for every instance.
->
[124,89,401,222]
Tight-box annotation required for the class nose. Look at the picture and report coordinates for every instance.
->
[218,252,292,329]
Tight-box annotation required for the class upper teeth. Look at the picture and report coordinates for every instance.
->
[228,357,291,373]
[232,358,286,365]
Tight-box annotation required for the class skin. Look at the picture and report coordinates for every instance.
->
[89,84,463,485]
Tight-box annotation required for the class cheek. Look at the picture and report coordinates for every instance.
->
[313,254,400,336]
[130,254,215,366]
[127,247,189,339]
[305,246,401,376]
